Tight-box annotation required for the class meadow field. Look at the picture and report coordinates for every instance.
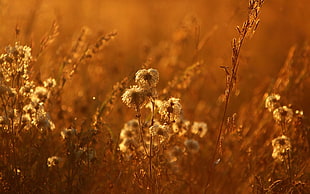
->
[0,0,309,193]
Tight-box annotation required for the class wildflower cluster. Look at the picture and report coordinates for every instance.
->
[122,68,159,111]
[264,93,304,175]
[265,93,296,126]
[120,68,209,182]
[0,43,57,192]
[0,43,56,133]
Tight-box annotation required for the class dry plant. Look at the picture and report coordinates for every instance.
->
[0,0,309,193]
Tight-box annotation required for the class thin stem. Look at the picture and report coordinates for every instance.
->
[136,109,149,156]
[149,134,153,190]
[286,149,293,184]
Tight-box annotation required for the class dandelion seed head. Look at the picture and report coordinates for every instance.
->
[135,68,159,88]
[119,138,136,152]
[34,106,55,131]
[122,85,148,110]
[168,146,183,162]
[272,135,291,162]
[273,106,293,124]
[191,121,208,138]
[172,119,190,136]
[124,119,139,130]
[159,97,182,123]
[184,139,200,153]
[265,94,281,112]
[120,128,136,140]
[33,86,49,102]
[149,124,170,143]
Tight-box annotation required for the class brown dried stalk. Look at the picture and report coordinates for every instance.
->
[206,0,264,190]
[36,21,59,59]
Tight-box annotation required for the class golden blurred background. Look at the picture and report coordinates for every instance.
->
[0,0,309,128]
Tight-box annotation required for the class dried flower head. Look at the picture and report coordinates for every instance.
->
[119,138,137,152]
[124,119,139,130]
[272,135,291,162]
[0,42,32,82]
[265,94,281,112]
[122,85,148,110]
[120,128,136,140]
[135,68,159,88]
[33,106,55,131]
[32,86,49,103]
[168,146,183,162]
[158,97,182,123]
[149,124,170,143]
[47,156,61,167]
[172,119,190,136]
[191,121,208,138]
[184,139,200,153]
[273,106,294,124]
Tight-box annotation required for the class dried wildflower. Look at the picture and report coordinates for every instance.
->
[273,106,294,124]
[124,119,139,130]
[168,146,183,162]
[149,124,170,143]
[272,135,291,162]
[33,86,49,103]
[122,85,148,110]
[119,138,137,152]
[34,106,55,131]
[120,128,136,140]
[61,128,77,139]
[191,121,208,138]
[265,94,281,112]
[158,97,182,123]
[0,42,32,82]
[135,68,159,88]
[47,156,61,167]
[184,139,200,153]
[172,119,190,135]
[43,78,57,88]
